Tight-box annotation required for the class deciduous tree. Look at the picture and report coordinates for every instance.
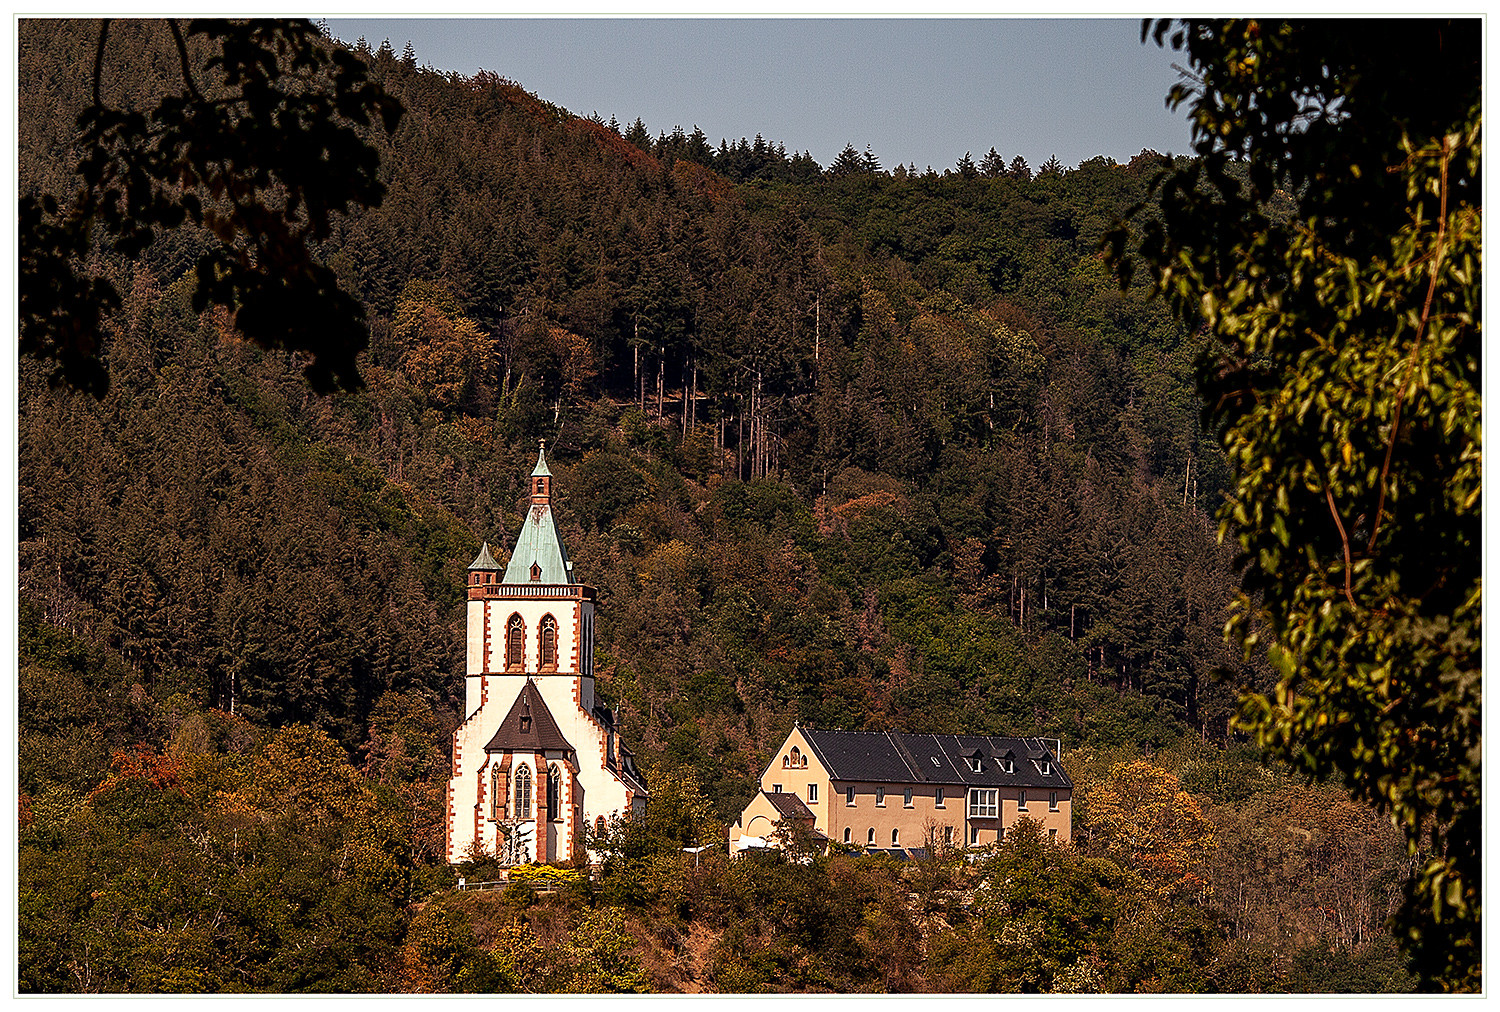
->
[1113,18,1480,990]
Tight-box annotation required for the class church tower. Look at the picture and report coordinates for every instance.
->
[447,442,647,865]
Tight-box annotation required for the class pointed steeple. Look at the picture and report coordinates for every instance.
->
[530,438,552,506]
[503,437,573,585]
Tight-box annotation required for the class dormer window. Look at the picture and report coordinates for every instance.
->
[966,754,983,774]
[529,562,542,582]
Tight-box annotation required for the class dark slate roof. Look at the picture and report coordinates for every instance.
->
[765,791,815,821]
[799,728,1071,790]
[484,680,574,754]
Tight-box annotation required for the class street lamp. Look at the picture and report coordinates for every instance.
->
[682,841,718,868]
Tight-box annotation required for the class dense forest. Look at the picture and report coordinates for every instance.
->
[17,20,1429,993]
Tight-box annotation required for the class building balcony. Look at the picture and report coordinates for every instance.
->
[468,583,597,602]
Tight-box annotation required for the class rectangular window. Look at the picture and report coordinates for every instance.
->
[808,784,818,803]
[875,787,886,807]
[903,788,913,808]
[1018,790,1028,811]
[1049,791,1059,812]
[1048,828,1058,841]
[846,786,855,805]
[944,825,954,844]
[935,787,945,808]
[771,784,782,794]
[968,788,998,818]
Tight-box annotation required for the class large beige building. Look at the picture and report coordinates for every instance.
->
[446,444,647,865]
[730,725,1071,856]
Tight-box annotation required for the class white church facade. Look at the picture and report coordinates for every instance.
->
[446,443,647,865]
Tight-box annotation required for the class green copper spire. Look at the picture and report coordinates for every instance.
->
[503,437,573,584]
[531,438,552,477]
[468,541,501,571]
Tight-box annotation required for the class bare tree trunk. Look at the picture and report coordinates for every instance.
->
[815,293,820,369]
[656,348,664,419]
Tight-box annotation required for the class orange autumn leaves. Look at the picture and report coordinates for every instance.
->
[1088,760,1215,902]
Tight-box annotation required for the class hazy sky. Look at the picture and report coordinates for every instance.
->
[325,17,1196,172]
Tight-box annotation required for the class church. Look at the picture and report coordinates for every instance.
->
[446,443,647,866]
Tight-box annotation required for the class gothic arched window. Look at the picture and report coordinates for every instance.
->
[514,764,532,819]
[595,816,607,840]
[547,764,563,822]
[490,764,503,819]
[539,614,558,670]
[506,614,525,671]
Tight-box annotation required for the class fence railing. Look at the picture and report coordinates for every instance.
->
[469,583,596,601]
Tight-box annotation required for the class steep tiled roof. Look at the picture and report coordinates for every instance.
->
[484,680,574,754]
[800,728,1071,790]
[765,791,815,821]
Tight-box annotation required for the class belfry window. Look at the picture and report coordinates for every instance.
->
[507,614,525,671]
[540,615,558,670]
[514,765,533,819]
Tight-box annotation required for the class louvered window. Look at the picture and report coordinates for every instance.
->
[507,614,525,671]
[540,615,558,670]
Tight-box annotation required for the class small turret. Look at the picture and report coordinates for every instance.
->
[530,439,552,507]
[467,541,502,598]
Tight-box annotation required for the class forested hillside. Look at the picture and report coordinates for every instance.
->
[17,20,1421,993]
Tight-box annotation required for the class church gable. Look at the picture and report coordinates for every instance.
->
[484,679,575,755]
